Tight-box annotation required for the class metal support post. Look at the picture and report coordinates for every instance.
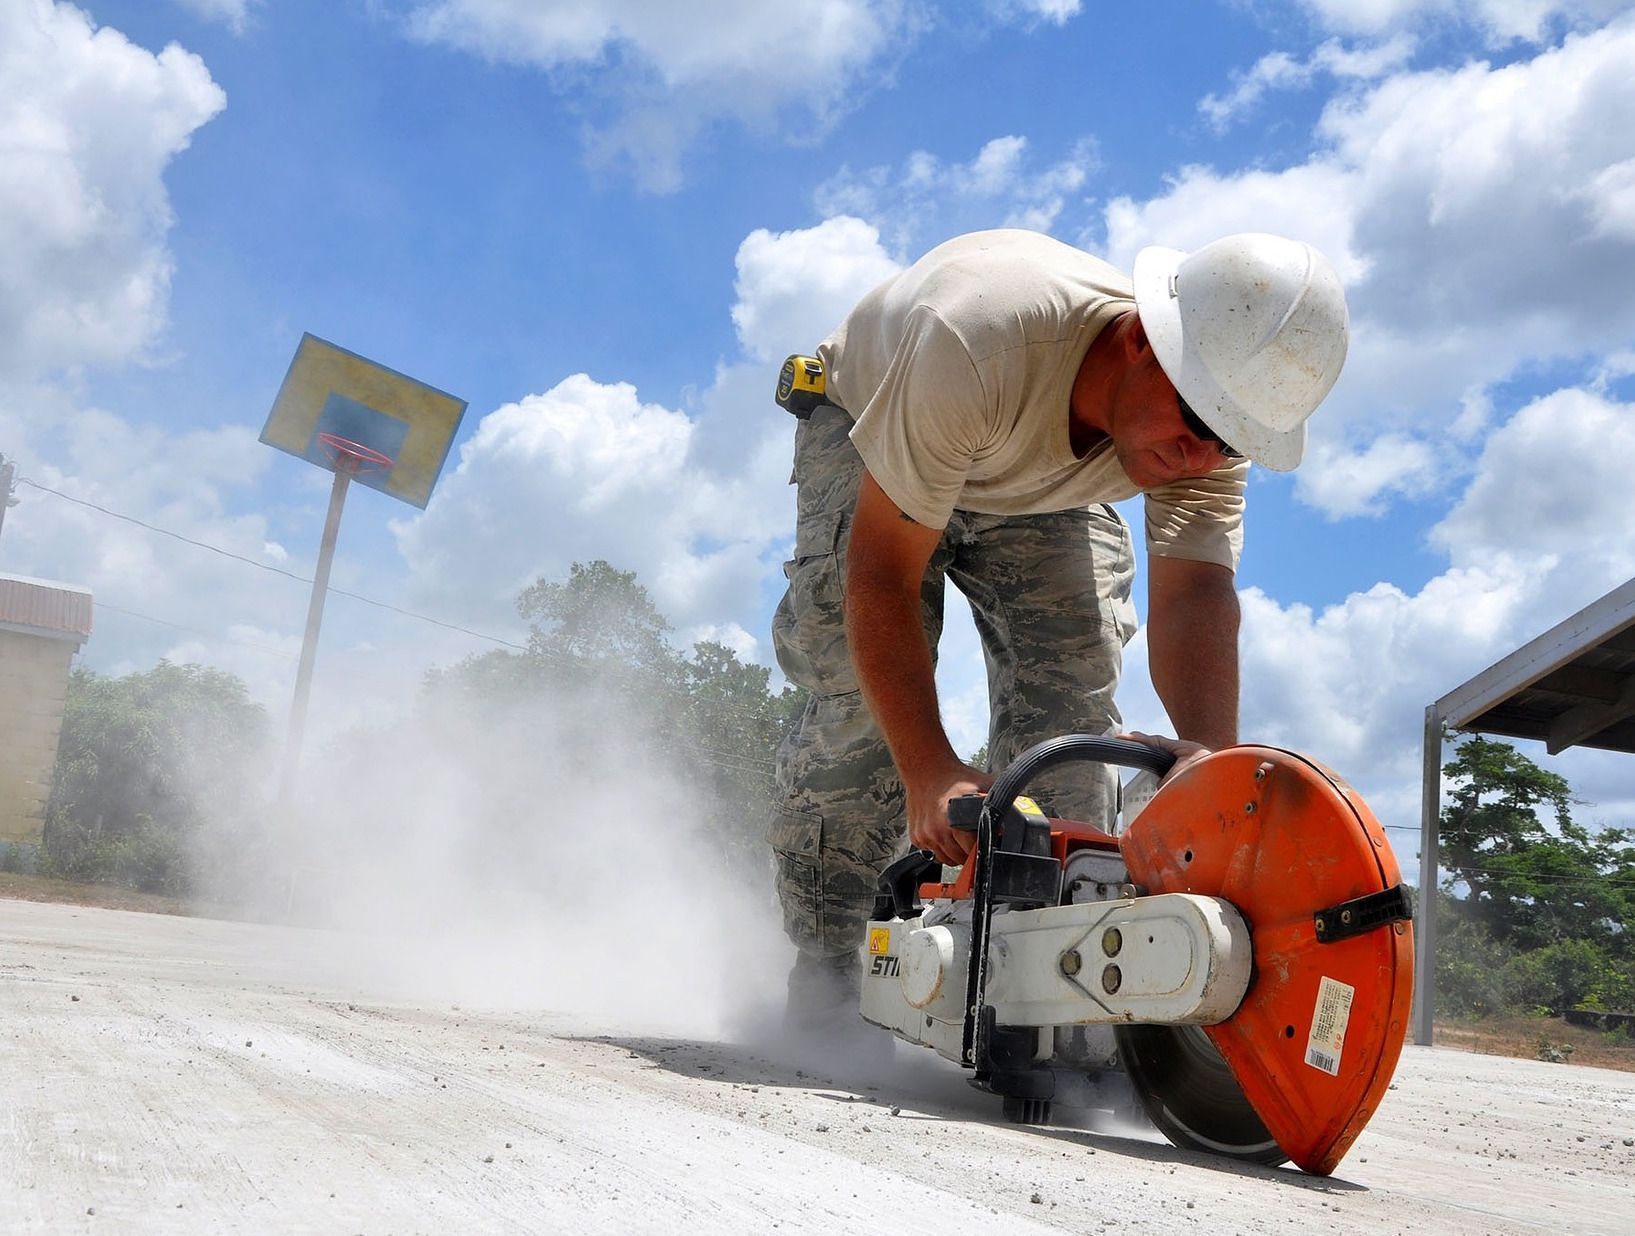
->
[1413,705,1442,1046]
[277,466,352,834]
[0,454,17,544]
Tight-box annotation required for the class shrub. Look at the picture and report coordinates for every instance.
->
[1435,917,1520,1017]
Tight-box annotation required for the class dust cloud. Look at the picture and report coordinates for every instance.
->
[164,674,1167,1126]
[268,683,794,1041]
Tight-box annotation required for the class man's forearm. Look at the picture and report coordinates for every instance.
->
[844,572,959,779]
[842,472,988,865]
[1147,559,1240,749]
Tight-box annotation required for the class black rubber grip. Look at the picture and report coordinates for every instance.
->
[873,849,945,919]
[986,734,1175,819]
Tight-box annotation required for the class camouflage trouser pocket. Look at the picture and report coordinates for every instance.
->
[768,798,902,957]
[768,804,825,954]
[770,511,858,697]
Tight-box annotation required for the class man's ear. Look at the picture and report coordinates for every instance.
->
[1125,312,1152,360]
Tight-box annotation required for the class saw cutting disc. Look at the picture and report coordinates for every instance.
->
[1114,1024,1287,1166]
[1119,745,1414,1175]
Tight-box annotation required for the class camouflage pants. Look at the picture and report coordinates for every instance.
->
[768,404,1138,961]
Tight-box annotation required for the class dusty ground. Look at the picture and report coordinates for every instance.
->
[3,896,1631,1234]
[0,871,197,917]
[1437,1015,1635,1073]
[9,871,1630,1071]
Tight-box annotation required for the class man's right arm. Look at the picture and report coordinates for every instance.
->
[844,470,991,866]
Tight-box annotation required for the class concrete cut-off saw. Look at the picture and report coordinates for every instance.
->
[860,735,1414,1175]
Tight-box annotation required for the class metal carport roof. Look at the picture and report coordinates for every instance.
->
[1414,575,1635,1043]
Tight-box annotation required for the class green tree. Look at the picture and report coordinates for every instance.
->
[1432,902,1516,1017]
[1441,738,1571,882]
[1438,735,1635,1012]
[1440,736,1634,945]
[44,662,270,895]
[518,560,678,675]
[670,640,805,875]
[421,561,804,882]
[428,559,689,722]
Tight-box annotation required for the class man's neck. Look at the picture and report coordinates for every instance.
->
[1067,309,1131,456]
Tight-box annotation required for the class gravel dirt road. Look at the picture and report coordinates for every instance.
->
[4,897,1631,1234]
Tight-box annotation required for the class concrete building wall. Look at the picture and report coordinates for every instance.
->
[0,629,77,848]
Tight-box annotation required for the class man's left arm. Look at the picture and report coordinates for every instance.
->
[1145,553,1240,751]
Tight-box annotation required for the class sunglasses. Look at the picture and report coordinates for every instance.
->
[1178,395,1242,459]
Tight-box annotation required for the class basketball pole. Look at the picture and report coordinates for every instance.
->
[258,335,466,920]
[278,463,352,907]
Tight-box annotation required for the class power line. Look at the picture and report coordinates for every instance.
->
[1431,864,1635,890]
[20,476,316,583]
[15,472,799,736]
[17,475,528,652]
[91,600,299,660]
[31,477,1629,846]
[656,738,777,777]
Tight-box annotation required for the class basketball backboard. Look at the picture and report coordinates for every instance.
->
[260,333,466,509]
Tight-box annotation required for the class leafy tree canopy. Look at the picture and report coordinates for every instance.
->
[1437,735,1634,1012]
[424,561,804,879]
[45,661,270,895]
[518,559,676,672]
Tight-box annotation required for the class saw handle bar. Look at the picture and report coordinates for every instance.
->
[877,736,1178,921]
[985,734,1175,823]
[961,733,1176,1072]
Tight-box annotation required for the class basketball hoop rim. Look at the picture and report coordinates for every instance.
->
[316,431,395,475]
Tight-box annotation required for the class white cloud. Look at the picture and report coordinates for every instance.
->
[173,0,256,33]
[402,0,924,191]
[1103,160,1364,282]
[985,0,1081,25]
[0,0,225,378]
[1592,349,1635,390]
[1430,387,1635,575]
[1296,433,1441,518]
[731,217,901,363]
[1107,16,1635,518]
[393,216,907,659]
[683,621,759,662]
[1580,157,1635,240]
[402,2,1098,191]
[0,9,293,702]
[815,135,1099,255]
[0,380,303,699]
[1233,566,1530,825]
[390,372,779,647]
[1200,51,1309,132]
[406,0,911,77]
[1292,0,1630,45]
[1156,385,1634,835]
[395,375,689,598]
[1320,19,1635,349]
[1200,36,1416,130]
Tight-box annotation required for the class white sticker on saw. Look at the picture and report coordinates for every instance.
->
[1305,976,1354,1076]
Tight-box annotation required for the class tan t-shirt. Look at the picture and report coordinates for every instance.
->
[818,230,1246,570]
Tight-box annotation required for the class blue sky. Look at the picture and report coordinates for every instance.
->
[4,0,1635,843]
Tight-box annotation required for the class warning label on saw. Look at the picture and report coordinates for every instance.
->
[1305,976,1355,1076]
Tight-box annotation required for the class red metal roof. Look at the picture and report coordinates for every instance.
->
[0,573,93,643]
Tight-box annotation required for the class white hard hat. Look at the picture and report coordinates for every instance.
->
[1132,233,1349,472]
